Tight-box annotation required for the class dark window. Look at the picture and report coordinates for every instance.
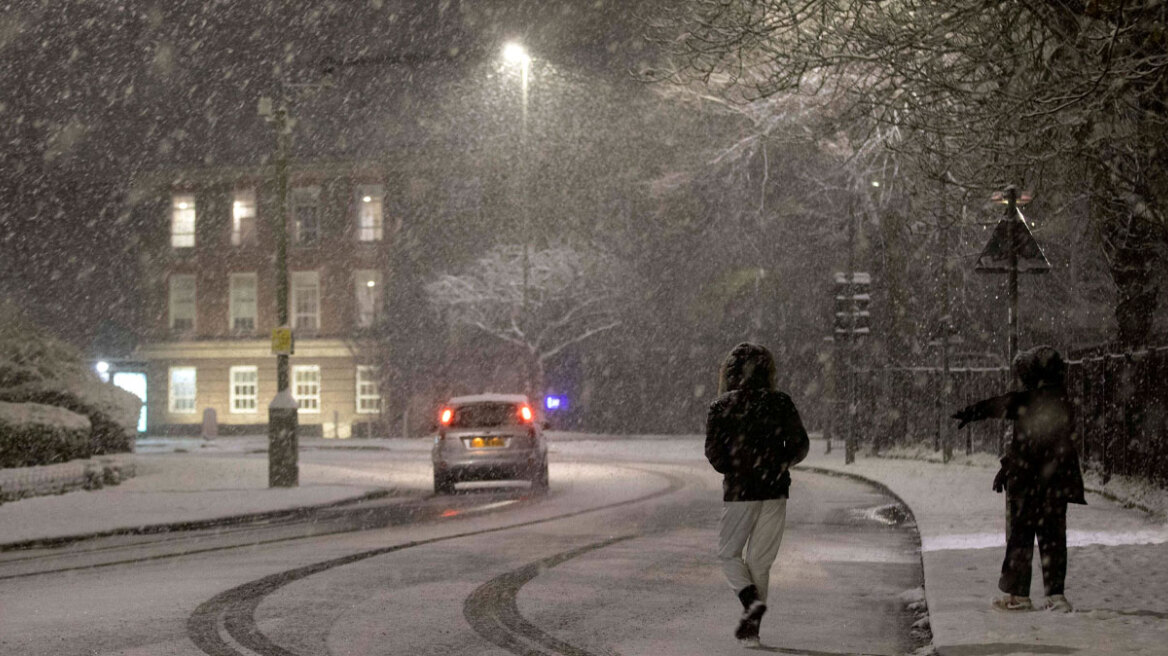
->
[295,202,319,244]
[293,187,320,245]
[450,403,523,428]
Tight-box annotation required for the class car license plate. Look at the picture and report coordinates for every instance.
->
[467,436,506,448]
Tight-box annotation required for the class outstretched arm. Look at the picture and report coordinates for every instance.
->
[952,393,1016,428]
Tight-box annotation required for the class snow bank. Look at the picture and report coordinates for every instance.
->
[0,400,91,431]
[0,304,140,454]
[0,400,91,467]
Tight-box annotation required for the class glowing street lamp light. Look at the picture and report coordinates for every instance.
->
[502,42,530,66]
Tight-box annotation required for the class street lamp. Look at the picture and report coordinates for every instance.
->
[503,41,533,390]
[258,94,299,488]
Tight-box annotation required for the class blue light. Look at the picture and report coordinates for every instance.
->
[545,395,565,411]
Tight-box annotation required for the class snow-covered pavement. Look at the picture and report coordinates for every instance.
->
[2,434,1166,655]
[800,442,1168,656]
[0,436,427,547]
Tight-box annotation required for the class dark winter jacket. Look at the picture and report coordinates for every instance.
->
[705,343,811,502]
[953,346,1086,505]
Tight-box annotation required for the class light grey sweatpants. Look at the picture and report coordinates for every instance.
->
[717,498,788,603]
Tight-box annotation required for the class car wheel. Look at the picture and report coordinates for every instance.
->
[531,458,549,493]
[434,470,455,495]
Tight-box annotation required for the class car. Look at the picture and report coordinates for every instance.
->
[431,393,549,494]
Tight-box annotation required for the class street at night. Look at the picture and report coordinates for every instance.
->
[2,2,1167,655]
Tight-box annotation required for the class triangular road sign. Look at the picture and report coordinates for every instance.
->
[975,210,1050,273]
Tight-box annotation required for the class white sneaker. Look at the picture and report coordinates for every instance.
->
[991,594,1033,611]
[1043,594,1073,612]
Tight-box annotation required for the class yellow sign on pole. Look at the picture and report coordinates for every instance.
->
[271,326,294,355]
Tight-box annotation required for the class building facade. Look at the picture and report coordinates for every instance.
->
[132,161,392,438]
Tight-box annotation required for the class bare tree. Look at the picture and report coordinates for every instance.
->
[426,244,624,396]
[652,0,1168,343]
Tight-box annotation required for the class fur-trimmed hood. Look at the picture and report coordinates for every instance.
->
[1014,345,1066,390]
[718,342,777,394]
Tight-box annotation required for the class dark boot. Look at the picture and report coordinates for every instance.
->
[737,585,760,610]
[735,585,766,641]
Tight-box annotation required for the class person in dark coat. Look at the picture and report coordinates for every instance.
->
[952,345,1086,613]
[706,342,810,646]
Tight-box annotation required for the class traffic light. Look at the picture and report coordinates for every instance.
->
[833,272,871,339]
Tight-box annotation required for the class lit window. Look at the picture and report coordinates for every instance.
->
[354,270,382,328]
[356,184,383,242]
[168,367,197,414]
[293,186,320,245]
[356,365,380,414]
[291,271,320,331]
[171,194,196,248]
[229,366,258,413]
[231,189,257,246]
[229,273,257,332]
[292,365,320,413]
[169,274,196,331]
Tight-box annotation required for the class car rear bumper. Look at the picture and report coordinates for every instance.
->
[437,461,540,482]
[433,446,545,481]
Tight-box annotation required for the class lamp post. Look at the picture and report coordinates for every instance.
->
[259,95,299,488]
[503,42,536,394]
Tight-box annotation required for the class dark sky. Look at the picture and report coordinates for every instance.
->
[0,0,673,347]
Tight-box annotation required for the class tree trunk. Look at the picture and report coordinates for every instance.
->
[527,349,545,401]
[1110,218,1161,347]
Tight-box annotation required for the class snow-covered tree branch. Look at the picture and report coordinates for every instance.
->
[426,244,624,394]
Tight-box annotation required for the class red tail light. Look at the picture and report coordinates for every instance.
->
[440,407,453,425]
[519,405,533,423]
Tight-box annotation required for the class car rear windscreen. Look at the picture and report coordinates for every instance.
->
[450,402,521,428]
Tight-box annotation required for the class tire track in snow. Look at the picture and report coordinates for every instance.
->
[463,535,635,656]
[187,465,688,656]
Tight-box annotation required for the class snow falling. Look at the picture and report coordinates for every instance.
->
[1,3,1167,655]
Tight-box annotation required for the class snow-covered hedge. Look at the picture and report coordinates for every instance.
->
[0,401,91,468]
[0,302,139,458]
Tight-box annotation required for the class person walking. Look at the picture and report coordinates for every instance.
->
[705,342,810,647]
[952,345,1087,613]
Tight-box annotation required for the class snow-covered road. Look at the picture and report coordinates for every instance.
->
[0,444,924,656]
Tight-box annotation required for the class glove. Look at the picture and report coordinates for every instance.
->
[992,467,1007,493]
[951,409,972,429]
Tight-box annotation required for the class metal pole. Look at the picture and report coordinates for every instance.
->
[825,334,835,454]
[520,59,530,318]
[519,59,535,397]
[275,109,290,393]
[268,105,299,488]
[940,193,953,463]
[1006,186,1019,379]
[1004,186,1019,456]
[845,202,858,465]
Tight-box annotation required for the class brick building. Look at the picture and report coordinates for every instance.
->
[130,160,393,438]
